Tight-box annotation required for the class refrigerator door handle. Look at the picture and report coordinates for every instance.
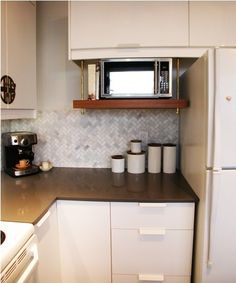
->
[207,171,221,267]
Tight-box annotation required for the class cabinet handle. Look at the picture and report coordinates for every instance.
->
[116,43,141,48]
[36,210,51,228]
[139,203,167,208]
[226,95,232,102]
[139,228,166,236]
[139,273,164,282]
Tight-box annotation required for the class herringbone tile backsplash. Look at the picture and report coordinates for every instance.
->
[2,109,178,168]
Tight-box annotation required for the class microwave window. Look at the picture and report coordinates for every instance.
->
[103,61,155,96]
[110,71,154,94]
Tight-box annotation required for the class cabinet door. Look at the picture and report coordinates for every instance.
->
[189,1,236,47]
[69,1,188,59]
[34,203,61,283]
[57,200,111,283]
[1,1,36,110]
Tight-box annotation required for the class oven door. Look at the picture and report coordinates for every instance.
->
[1,235,38,283]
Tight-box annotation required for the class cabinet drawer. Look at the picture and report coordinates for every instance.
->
[112,229,193,276]
[111,202,194,230]
[113,274,190,283]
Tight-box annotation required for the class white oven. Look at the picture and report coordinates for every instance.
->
[0,221,38,283]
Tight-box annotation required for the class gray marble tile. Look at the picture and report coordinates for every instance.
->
[6,109,179,168]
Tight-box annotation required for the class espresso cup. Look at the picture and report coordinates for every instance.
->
[19,159,30,168]
[41,161,51,170]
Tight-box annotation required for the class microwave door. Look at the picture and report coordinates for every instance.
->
[101,60,156,98]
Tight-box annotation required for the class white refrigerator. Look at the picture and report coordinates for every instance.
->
[180,48,236,283]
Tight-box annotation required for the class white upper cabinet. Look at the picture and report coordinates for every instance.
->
[1,1,36,119]
[189,1,236,47]
[69,1,189,59]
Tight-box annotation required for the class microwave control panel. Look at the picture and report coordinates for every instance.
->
[159,61,170,95]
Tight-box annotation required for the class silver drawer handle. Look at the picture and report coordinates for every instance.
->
[139,203,167,208]
[139,273,164,282]
[139,228,166,236]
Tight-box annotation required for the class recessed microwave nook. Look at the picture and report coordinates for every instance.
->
[100,58,172,99]
[73,57,197,109]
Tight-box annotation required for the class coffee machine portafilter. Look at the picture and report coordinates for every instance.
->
[2,132,40,177]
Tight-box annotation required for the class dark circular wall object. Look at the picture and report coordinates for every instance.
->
[1,75,16,104]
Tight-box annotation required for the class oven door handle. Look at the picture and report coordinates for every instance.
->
[17,243,39,283]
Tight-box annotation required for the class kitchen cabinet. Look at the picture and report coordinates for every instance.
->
[57,200,111,283]
[111,202,195,283]
[189,1,236,47]
[34,203,61,283]
[1,1,36,120]
[56,200,195,283]
[69,1,189,60]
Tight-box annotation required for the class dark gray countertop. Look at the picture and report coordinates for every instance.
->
[1,167,199,224]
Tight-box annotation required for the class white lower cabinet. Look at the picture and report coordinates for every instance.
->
[111,202,195,283]
[34,203,61,283]
[57,200,111,283]
[49,201,194,283]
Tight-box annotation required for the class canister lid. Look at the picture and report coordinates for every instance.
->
[163,143,176,147]
[148,143,162,147]
[127,150,145,155]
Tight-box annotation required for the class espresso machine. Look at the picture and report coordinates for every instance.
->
[2,131,40,177]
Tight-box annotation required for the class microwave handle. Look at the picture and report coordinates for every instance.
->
[104,73,110,96]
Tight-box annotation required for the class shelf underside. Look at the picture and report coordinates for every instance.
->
[73,99,189,109]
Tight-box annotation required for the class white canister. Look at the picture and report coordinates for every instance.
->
[163,143,176,174]
[127,151,145,174]
[111,155,125,173]
[148,143,162,173]
[130,139,142,153]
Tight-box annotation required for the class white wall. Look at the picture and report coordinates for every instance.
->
[36,1,79,110]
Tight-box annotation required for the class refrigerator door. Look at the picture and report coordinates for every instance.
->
[213,48,236,169]
[204,170,236,283]
[180,49,215,190]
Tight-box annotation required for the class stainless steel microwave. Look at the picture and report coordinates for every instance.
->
[100,58,172,99]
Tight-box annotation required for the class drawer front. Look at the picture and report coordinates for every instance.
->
[112,229,193,276]
[113,274,191,283]
[111,202,195,230]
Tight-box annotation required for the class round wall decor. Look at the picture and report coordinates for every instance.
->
[1,75,16,104]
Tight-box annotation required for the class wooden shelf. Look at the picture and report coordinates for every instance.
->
[73,99,189,109]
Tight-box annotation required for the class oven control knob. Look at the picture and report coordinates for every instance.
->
[21,138,29,146]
